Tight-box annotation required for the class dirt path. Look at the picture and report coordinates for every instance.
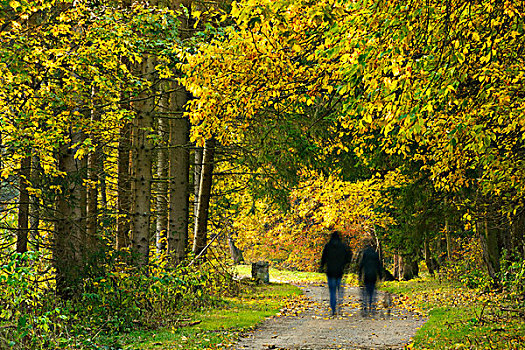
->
[233,284,426,350]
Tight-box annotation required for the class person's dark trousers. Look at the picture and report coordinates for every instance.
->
[361,281,376,314]
[327,276,342,315]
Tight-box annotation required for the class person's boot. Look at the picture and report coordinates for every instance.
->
[361,306,368,317]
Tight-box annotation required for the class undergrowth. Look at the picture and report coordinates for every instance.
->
[119,282,302,349]
[382,248,525,350]
[0,250,238,349]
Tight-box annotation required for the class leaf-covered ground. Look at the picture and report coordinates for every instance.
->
[233,283,426,350]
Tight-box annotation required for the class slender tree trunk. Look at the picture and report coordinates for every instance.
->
[167,85,189,262]
[227,231,244,264]
[192,137,215,257]
[29,154,41,251]
[99,161,107,209]
[86,90,101,240]
[117,121,132,249]
[130,56,156,266]
[511,209,525,259]
[16,155,31,253]
[444,198,452,260]
[423,239,435,276]
[478,214,500,280]
[86,150,99,239]
[155,114,169,256]
[193,146,203,234]
[54,132,87,298]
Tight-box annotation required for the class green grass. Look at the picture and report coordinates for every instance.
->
[118,283,302,349]
[382,275,525,349]
[118,269,525,349]
[234,264,358,285]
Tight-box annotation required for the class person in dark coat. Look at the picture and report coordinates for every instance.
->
[320,230,352,316]
[359,242,383,316]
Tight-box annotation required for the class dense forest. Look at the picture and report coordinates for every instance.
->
[1,0,524,348]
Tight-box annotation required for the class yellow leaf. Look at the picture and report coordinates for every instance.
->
[392,64,400,76]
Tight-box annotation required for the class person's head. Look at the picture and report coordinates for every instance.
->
[330,230,341,242]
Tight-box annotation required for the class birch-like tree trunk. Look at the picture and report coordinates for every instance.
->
[155,110,169,256]
[192,137,215,257]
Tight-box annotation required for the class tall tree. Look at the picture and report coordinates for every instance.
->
[54,132,88,297]
[130,60,156,266]
[167,85,190,262]
[192,137,216,256]
[117,120,132,250]
[155,99,170,256]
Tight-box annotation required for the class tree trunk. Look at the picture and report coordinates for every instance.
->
[423,239,437,276]
[511,209,525,259]
[54,133,87,298]
[394,254,419,281]
[130,56,156,267]
[227,232,244,264]
[192,137,216,257]
[29,154,41,251]
[478,214,500,281]
[193,146,203,229]
[86,149,99,240]
[444,198,453,260]
[117,120,132,250]
[155,116,169,256]
[16,155,31,254]
[167,85,189,263]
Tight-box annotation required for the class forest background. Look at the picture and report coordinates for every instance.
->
[0,0,524,348]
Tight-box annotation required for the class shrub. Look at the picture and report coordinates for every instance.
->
[0,249,238,349]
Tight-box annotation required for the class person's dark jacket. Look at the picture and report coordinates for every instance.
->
[321,234,352,278]
[359,246,382,284]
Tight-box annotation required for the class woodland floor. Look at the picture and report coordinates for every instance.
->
[233,283,426,350]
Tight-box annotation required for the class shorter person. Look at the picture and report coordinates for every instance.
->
[320,230,352,316]
[359,242,382,316]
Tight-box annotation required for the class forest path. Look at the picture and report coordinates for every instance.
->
[233,284,426,350]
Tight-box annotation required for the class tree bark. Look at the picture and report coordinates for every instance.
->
[117,120,132,250]
[193,146,203,229]
[478,214,500,281]
[423,239,437,276]
[511,209,525,259]
[86,148,99,240]
[29,154,41,251]
[16,155,31,254]
[130,56,156,267]
[167,85,189,263]
[227,232,244,264]
[444,198,453,260]
[192,137,216,257]
[155,111,169,256]
[54,132,87,298]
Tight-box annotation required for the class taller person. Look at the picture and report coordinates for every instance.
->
[320,230,352,316]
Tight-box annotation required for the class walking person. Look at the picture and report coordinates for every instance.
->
[359,241,383,316]
[320,230,352,316]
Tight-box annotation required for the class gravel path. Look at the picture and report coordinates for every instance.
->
[233,284,426,350]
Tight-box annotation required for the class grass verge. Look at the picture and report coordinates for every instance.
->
[118,282,302,349]
[381,276,525,349]
[234,264,358,285]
